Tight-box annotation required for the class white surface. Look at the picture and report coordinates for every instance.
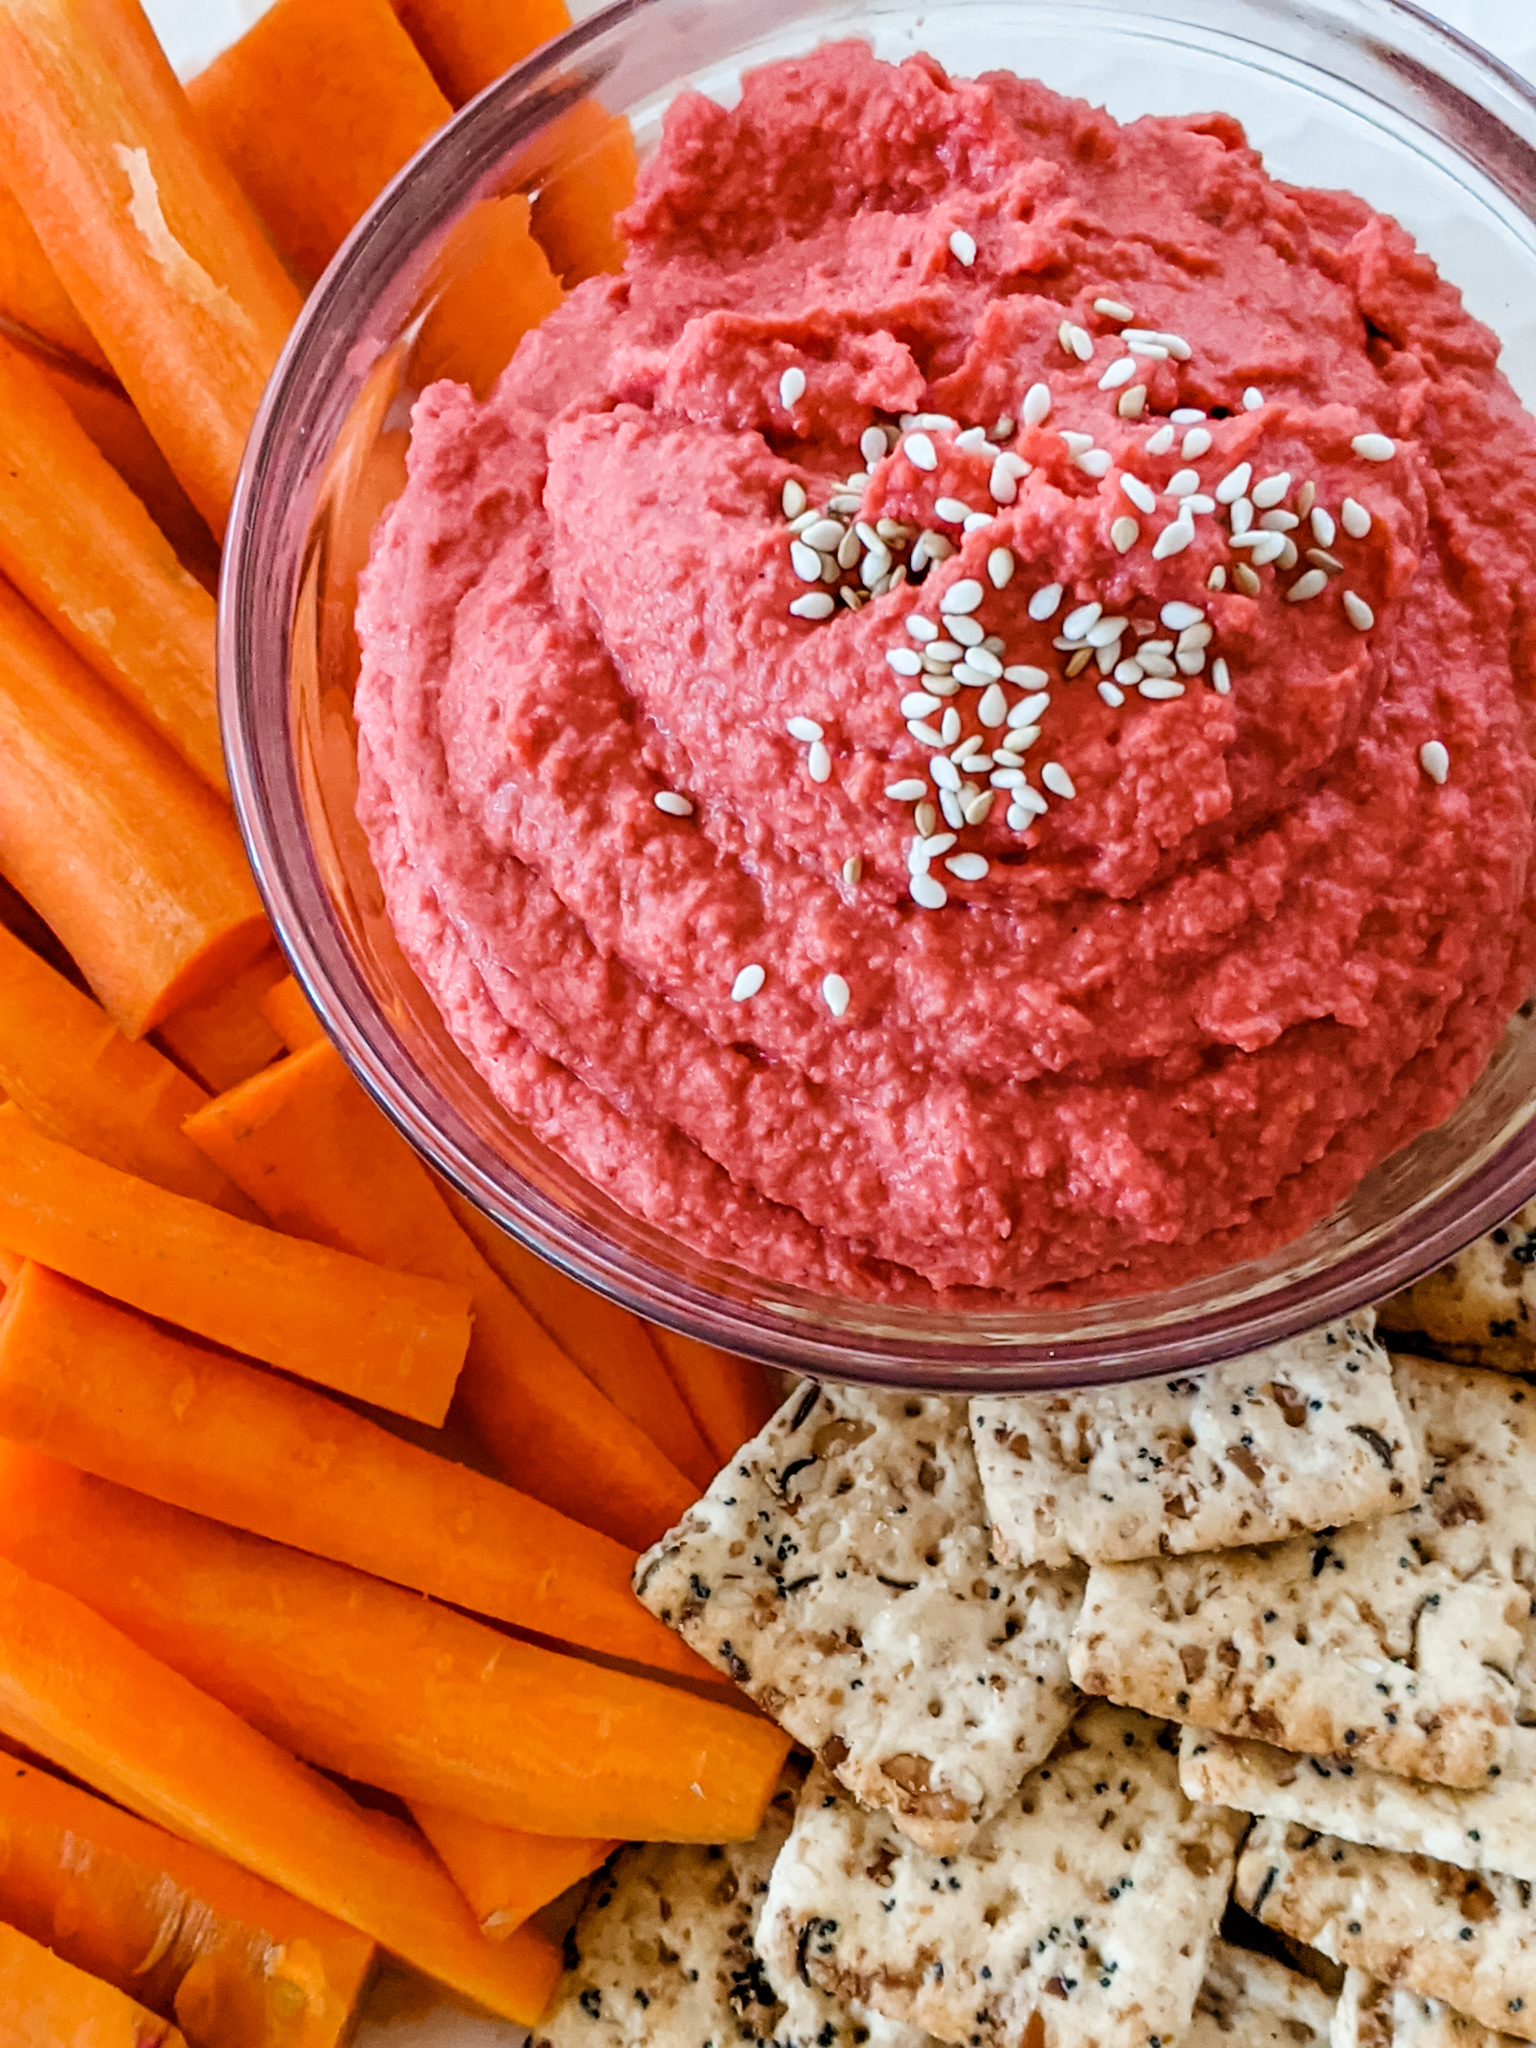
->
[130,0,1536,2039]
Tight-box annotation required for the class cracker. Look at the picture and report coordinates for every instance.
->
[635,1382,1084,1854]
[531,1768,801,2048]
[771,1970,937,2048]
[1069,1359,1533,1789]
[1234,1818,1536,2044]
[1332,1968,1521,2048]
[1378,1205,1536,1374]
[1183,1940,1336,2048]
[758,1702,1244,2048]
[1180,1726,1536,1883]
[970,1315,1414,1569]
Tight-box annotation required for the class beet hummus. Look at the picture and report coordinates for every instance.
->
[353,44,1536,1305]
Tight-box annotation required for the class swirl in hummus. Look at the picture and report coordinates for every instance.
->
[354,45,1536,1304]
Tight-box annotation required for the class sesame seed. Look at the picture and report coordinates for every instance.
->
[1076,449,1112,478]
[1175,649,1205,675]
[1065,647,1094,677]
[786,510,819,535]
[1214,462,1251,505]
[1117,385,1147,420]
[977,683,1008,728]
[654,791,693,816]
[1098,680,1126,707]
[1061,431,1094,455]
[1297,481,1316,516]
[1177,622,1213,649]
[1099,356,1140,391]
[842,854,862,886]
[903,413,956,431]
[950,616,985,647]
[1010,789,1048,823]
[1258,509,1299,532]
[885,648,924,677]
[991,767,1025,789]
[1023,382,1052,427]
[1242,387,1264,411]
[921,831,957,856]
[915,801,937,835]
[987,548,1016,591]
[1230,499,1254,536]
[953,427,987,455]
[907,615,938,642]
[1234,563,1261,596]
[951,662,987,688]
[1041,761,1076,799]
[859,426,888,467]
[1166,469,1200,497]
[827,495,862,516]
[1306,548,1343,573]
[951,735,985,766]
[1171,408,1206,424]
[731,964,765,1001]
[1341,497,1371,538]
[1277,538,1299,569]
[940,707,963,744]
[943,226,977,267]
[989,417,1017,443]
[964,646,1003,680]
[940,579,985,616]
[781,479,807,518]
[900,692,942,720]
[1126,340,1168,360]
[1028,583,1064,622]
[839,587,863,611]
[1059,321,1093,361]
[807,740,832,781]
[789,592,835,620]
[939,789,965,827]
[1010,693,1051,726]
[904,433,938,471]
[1183,494,1216,514]
[851,535,877,576]
[1087,615,1128,648]
[989,460,1019,505]
[907,719,944,746]
[1182,428,1213,460]
[910,867,949,911]
[1128,328,1192,360]
[1114,659,1144,685]
[934,498,972,524]
[1286,568,1329,603]
[1420,740,1449,785]
[1063,600,1102,640]
[1145,424,1176,456]
[790,541,822,582]
[1111,516,1140,553]
[920,530,955,563]
[786,716,824,741]
[1137,653,1177,678]
[1212,657,1231,694]
[1094,297,1135,322]
[1248,532,1287,567]
[946,852,989,880]
[1306,506,1336,547]
[1208,566,1227,590]
[1139,677,1186,700]
[1152,518,1195,560]
[1343,590,1375,631]
[1352,432,1395,462]
[779,367,806,407]
[885,778,927,801]
[1160,602,1203,631]
[930,757,962,793]
[1252,471,1291,508]
[845,469,872,486]
[907,840,930,876]
[996,450,1030,480]
[1119,475,1157,516]
[822,972,851,1014]
[800,518,844,552]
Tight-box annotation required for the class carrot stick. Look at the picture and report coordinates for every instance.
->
[260,975,325,1053]
[0,925,250,1214]
[445,1188,715,1489]
[0,1248,21,1290]
[188,0,449,287]
[0,1117,472,1426]
[0,171,110,372]
[183,1042,698,1548]
[648,1326,777,1469]
[0,1749,374,2048]
[0,1261,710,1684]
[0,1919,187,2048]
[387,0,571,101]
[153,950,287,1093]
[0,334,225,790]
[0,585,265,1039]
[529,99,637,286]
[410,1805,614,1940]
[411,192,564,399]
[28,343,221,594]
[0,0,304,537]
[0,1450,792,1844]
[0,1551,562,2023]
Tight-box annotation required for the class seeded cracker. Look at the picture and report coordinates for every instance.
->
[1183,1940,1336,2048]
[1180,1726,1536,1884]
[531,1769,800,2048]
[970,1315,1413,1568]
[634,1383,1085,1854]
[758,1704,1244,2048]
[1378,1204,1536,1373]
[1068,1358,1532,1789]
[771,1971,939,2048]
[1333,1968,1522,2048]
[1234,1818,1536,2044]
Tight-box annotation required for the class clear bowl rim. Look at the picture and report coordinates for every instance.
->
[220,0,1536,1390]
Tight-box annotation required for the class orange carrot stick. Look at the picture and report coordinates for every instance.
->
[410,191,564,398]
[0,1261,708,1684]
[260,975,325,1053]
[649,1326,777,1469]
[0,925,250,1213]
[0,1117,472,1425]
[188,0,449,287]
[0,0,304,536]
[0,1247,21,1290]
[0,1919,187,2047]
[445,1188,715,1489]
[529,99,637,286]
[183,1041,698,1548]
[388,0,571,101]
[0,1450,791,1844]
[0,334,224,790]
[0,171,110,372]
[0,1551,562,2023]
[0,1750,374,2048]
[153,950,287,1093]
[0,584,266,1038]
[411,1805,614,1940]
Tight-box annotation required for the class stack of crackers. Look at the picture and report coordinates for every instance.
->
[533,1214,1536,2048]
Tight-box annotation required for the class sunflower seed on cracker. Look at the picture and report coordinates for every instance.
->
[1234,1819,1536,2044]
[1184,1940,1336,2048]
[758,1705,1244,2048]
[532,1768,801,2048]
[634,1383,1084,1854]
[1378,1204,1536,1374]
[970,1315,1413,1568]
[1333,1968,1522,2048]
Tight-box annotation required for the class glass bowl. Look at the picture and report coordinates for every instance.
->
[221,0,1536,1391]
